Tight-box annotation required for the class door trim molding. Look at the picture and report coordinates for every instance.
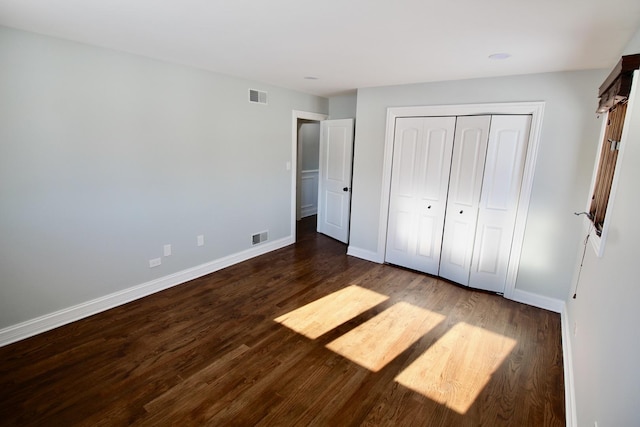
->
[377,102,545,299]
[291,111,328,240]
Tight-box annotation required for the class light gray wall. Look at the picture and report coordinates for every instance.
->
[0,26,327,329]
[328,93,357,119]
[349,70,607,300]
[622,24,640,55]
[567,26,640,427]
[299,122,319,171]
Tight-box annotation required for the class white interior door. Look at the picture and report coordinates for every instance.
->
[469,115,531,293]
[317,119,354,243]
[439,116,491,285]
[385,117,456,274]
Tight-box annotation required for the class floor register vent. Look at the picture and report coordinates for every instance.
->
[252,231,268,245]
[249,89,267,105]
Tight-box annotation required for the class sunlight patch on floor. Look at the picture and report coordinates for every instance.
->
[325,302,445,372]
[395,321,516,414]
[274,285,389,339]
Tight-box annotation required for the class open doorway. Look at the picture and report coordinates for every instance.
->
[296,118,321,230]
[291,111,354,245]
[291,110,327,242]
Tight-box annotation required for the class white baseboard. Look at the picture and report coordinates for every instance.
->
[300,207,317,218]
[346,245,383,263]
[560,303,577,427]
[0,236,294,347]
[509,289,563,313]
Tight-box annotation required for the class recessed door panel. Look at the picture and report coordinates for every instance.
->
[385,116,456,274]
[448,219,472,267]
[474,225,502,274]
[417,213,436,258]
[449,127,487,207]
[421,129,449,201]
[439,116,491,286]
[393,210,411,251]
[483,130,521,211]
[327,127,348,182]
[325,191,344,227]
[469,115,531,293]
[396,129,419,196]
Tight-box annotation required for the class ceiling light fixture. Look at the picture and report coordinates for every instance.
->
[489,53,511,60]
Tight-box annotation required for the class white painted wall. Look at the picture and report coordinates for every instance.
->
[297,122,320,219]
[566,27,640,427]
[349,70,607,300]
[622,25,640,55]
[299,122,320,171]
[0,26,327,330]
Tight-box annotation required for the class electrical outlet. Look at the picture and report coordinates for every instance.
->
[163,244,171,257]
[197,235,204,247]
[149,258,161,268]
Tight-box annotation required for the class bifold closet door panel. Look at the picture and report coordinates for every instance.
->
[385,116,456,274]
[439,115,491,286]
[469,115,531,293]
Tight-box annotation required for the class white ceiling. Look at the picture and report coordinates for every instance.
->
[1,0,639,97]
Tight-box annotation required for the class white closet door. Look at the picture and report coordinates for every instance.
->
[439,116,491,285]
[469,115,531,293]
[385,116,456,274]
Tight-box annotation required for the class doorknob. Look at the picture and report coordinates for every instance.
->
[343,187,349,192]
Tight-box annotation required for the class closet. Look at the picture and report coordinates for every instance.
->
[385,114,531,293]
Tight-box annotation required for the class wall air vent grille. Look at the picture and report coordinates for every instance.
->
[249,89,268,105]
[252,231,268,245]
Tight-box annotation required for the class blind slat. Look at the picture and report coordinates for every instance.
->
[589,102,627,233]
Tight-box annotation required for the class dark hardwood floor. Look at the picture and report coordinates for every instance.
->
[0,216,565,426]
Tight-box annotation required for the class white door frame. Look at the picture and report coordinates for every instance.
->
[377,102,545,299]
[291,110,328,240]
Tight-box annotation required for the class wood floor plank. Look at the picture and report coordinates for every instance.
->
[0,216,564,426]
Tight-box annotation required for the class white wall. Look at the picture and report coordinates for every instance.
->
[297,122,320,218]
[566,27,640,427]
[622,25,640,55]
[349,70,607,300]
[0,26,327,330]
[299,122,320,171]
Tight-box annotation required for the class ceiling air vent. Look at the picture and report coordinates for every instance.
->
[249,89,267,105]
